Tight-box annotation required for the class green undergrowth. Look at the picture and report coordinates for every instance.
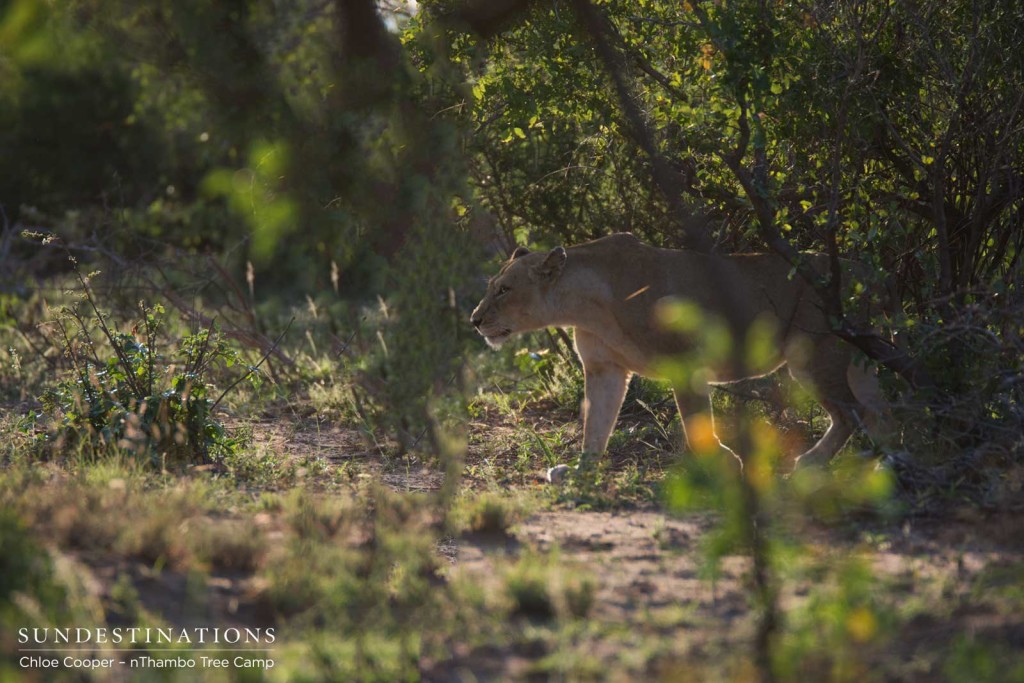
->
[1,268,1022,682]
[0,456,614,681]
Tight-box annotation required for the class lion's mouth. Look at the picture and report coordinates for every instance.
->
[482,329,512,348]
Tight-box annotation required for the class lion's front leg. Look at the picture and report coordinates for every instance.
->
[546,361,630,484]
[546,330,631,484]
[581,362,631,454]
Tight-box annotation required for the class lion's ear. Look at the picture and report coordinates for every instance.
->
[510,246,531,260]
[531,246,567,283]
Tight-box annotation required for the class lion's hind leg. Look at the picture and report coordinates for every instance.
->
[791,396,857,469]
[672,387,743,470]
[787,337,864,469]
[846,361,897,448]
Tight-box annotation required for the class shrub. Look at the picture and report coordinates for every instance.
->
[31,249,260,466]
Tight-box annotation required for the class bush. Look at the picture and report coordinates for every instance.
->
[32,256,259,466]
[0,508,63,610]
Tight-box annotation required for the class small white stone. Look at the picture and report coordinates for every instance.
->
[546,464,571,484]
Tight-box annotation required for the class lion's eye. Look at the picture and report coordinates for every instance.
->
[497,285,510,297]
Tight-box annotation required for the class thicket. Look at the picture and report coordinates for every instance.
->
[0,0,1019,494]
[443,0,1023,470]
[3,0,1020,473]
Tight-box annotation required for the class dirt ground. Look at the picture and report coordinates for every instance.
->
[33,413,1023,682]
[245,415,1024,681]
[435,510,1024,681]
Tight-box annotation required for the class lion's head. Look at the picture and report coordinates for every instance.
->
[470,246,567,348]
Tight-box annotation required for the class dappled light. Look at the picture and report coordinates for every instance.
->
[1,0,1022,681]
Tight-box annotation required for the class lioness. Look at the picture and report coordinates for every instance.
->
[471,233,889,477]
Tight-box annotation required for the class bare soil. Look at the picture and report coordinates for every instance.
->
[46,412,1024,682]
[244,408,1024,681]
[437,504,1024,681]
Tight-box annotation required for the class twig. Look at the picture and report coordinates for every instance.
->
[0,203,13,267]
[63,246,147,400]
[334,328,360,359]
[160,286,294,367]
[210,317,294,413]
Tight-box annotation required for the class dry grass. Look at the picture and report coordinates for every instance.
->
[2,293,1023,682]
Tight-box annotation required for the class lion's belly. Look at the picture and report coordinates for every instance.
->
[586,311,788,382]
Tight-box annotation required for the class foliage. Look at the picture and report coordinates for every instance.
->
[502,549,595,621]
[0,508,64,615]
[3,0,1021,465]
[411,0,1024,467]
[436,0,1023,299]
[1,0,1023,679]
[32,259,258,466]
[776,557,896,681]
[0,1,163,221]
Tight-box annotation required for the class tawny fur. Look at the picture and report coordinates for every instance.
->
[471,233,889,469]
